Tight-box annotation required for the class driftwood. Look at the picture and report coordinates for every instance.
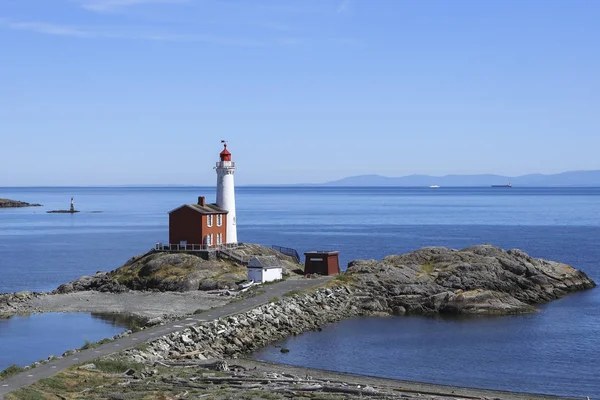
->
[155,360,229,371]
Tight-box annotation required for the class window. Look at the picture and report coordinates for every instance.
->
[207,215,213,227]
[216,214,222,227]
[206,234,213,247]
[217,233,222,245]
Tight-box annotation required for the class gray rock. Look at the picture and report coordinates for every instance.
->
[347,245,595,315]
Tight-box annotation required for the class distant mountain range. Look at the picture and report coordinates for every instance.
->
[323,170,600,187]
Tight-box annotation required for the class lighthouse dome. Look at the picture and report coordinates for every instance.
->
[220,144,231,161]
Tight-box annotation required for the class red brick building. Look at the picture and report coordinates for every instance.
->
[168,196,228,249]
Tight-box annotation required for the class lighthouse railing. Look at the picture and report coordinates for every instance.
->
[154,243,241,252]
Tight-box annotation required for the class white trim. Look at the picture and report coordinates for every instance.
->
[207,214,213,227]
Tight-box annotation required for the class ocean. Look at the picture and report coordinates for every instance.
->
[1,186,599,398]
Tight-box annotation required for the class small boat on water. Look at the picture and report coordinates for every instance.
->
[491,183,512,188]
[429,185,440,189]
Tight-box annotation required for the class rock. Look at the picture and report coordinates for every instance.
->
[0,198,42,208]
[78,363,97,371]
[55,283,74,294]
[347,245,595,315]
[112,246,594,371]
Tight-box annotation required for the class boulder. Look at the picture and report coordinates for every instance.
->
[346,245,595,315]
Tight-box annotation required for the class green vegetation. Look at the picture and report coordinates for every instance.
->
[260,279,282,286]
[420,263,435,274]
[93,358,145,374]
[110,252,247,290]
[38,376,67,391]
[283,289,304,297]
[135,343,150,352]
[269,296,279,303]
[80,337,114,351]
[0,364,24,380]
[331,271,356,285]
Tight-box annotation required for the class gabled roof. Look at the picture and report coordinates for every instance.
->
[248,255,282,269]
[169,203,228,215]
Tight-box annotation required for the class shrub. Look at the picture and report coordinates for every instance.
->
[0,364,24,380]
[93,358,144,374]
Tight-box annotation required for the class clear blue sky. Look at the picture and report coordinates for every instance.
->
[1,0,599,186]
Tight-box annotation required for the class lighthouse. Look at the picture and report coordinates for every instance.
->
[215,141,237,244]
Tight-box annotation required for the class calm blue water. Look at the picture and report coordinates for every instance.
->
[1,186,599,397]
[0,313,128,369]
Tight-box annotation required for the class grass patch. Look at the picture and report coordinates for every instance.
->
[38,376,67,390]
[0,364,24,380]
[93,358,144,374]
[6,368,115,399]
[332,271,356,284]
[420,263,435,274]
[260,278,287,286]
[80,337,114,351]
[269,296,279,303]
[135,343,151,352]
[283,289,304,297]
[4,387,45,400]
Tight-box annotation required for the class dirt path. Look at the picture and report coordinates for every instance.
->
[22,290,231,319]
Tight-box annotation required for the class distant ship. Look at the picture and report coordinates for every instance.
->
[429,185,440,188]
[491,184,512,188]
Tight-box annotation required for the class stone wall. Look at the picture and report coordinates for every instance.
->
[124,285,362,362]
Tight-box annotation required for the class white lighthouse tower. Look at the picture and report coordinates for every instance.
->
[215,141,237,244]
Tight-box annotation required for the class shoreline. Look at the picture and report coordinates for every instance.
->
[0,198,42,208]
[1,283,594,399]
[235,358,579,400]
[1,245,597,398]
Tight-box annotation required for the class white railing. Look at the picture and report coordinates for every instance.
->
[154,243,240,252]
[215,161,235,168]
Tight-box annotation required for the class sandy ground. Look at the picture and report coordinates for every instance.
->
[22,291,233,319]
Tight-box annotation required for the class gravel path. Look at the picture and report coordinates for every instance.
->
[23,291,232,319]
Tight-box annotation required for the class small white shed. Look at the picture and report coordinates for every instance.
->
[247,256,283,284]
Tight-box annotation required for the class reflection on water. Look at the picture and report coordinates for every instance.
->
[91,312,147,330]
[0,313,129,371]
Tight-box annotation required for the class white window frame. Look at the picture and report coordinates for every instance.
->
[207,214,213,227]
[217,233,222,245]
[216,214,222,227]
[206,234,213,247]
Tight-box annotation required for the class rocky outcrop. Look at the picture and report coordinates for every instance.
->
[123,286,358,362]
[0,198,41,208]
[55,244,302,294]
[55,272,128,294]
[121,246,595,366]
[0,291,44,316]
[346,245,595,315]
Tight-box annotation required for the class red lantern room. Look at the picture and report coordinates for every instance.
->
[220,142,231,162]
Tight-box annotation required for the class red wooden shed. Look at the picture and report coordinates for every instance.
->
[304,251,340,276]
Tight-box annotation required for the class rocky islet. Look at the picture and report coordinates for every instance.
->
[0,198,41,208]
